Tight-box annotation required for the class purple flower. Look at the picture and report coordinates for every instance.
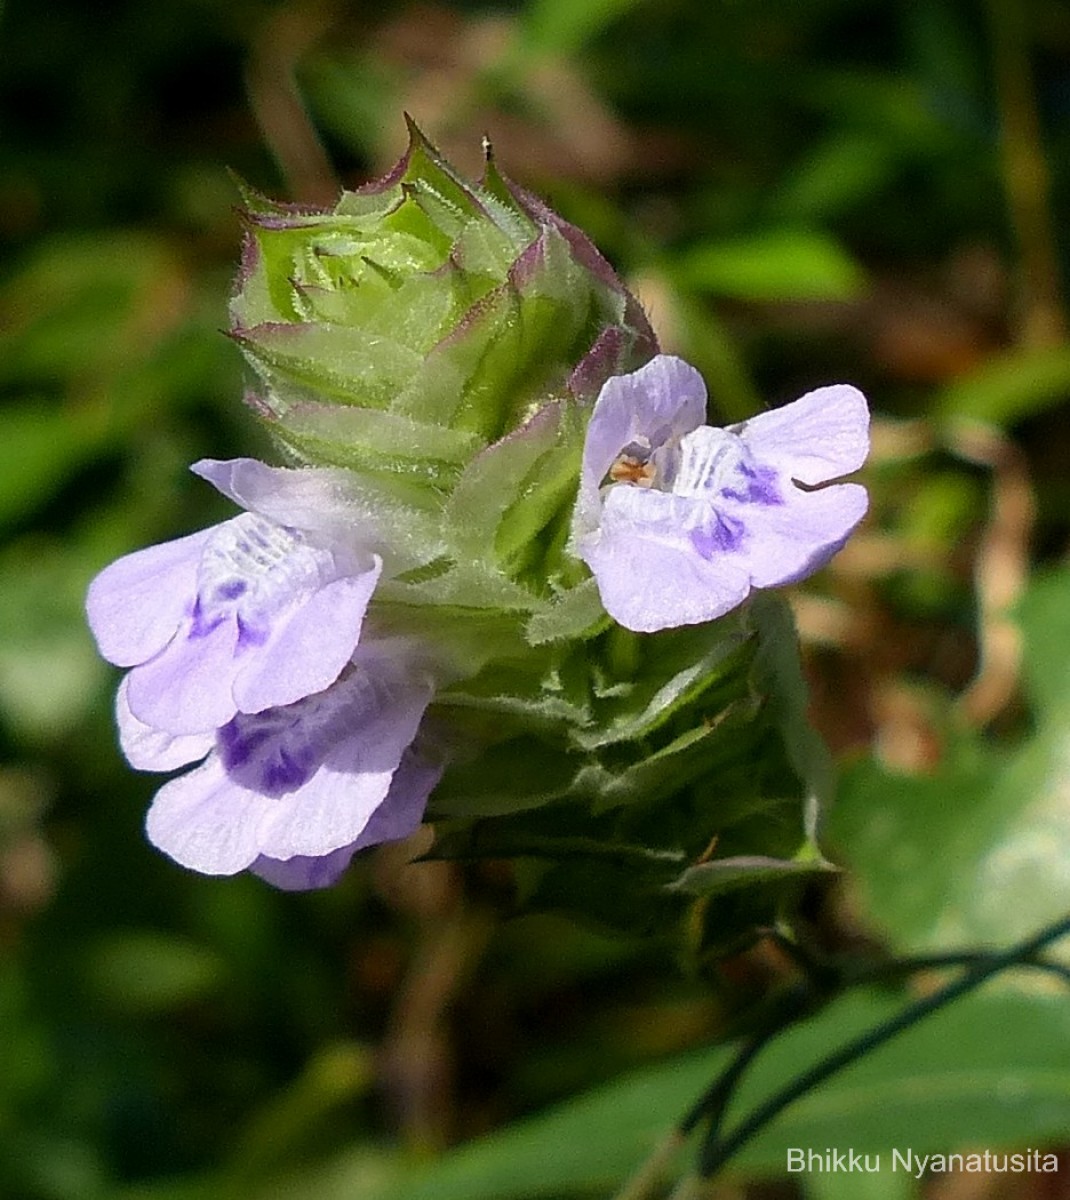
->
[117,641,440,888]
[86,459,383,736]
[572,356,869,632]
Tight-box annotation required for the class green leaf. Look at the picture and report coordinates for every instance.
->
[936,345,1070,425]
[519,0,646,55]
[430,826,684,870]
[428,738,586,819]
[225,1043,375,1187]
[0,233,182,384]
[299,56,400,166]
[827,750,990,950]
[748,592,835,812]
[674,229,866,302]
[359,988,1070,1199]
[775,133,897,222]
[244,1151,400,1200]
[0,401,109,529]
[568,615,753,752]
[668,855,835,899]
[84,932,227,1016]
[830,566,1070,953]
[0,534,108,741]
[524,578,607,645]
[1017,567,1070,713]
[446,402,564,561]
[235,323,424,411]
[270,398,480,475]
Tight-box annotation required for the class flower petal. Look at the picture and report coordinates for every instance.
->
[739,481,869,588]
[248,843,359,891]
[145,756,266,875]
[125,619,242,735]
[192,457,363,531]
[575,356,707,539]
[253,670,434,860]
[86,527,212,667]
[147,647,436,877]
[116,676,215,772]
[739,384,869,485]
[232,560,382,714]
[583,487,750,632]
[249,750,443,890]
[359,750,443,843]
[193,457,444,573]
[114,508,385,736]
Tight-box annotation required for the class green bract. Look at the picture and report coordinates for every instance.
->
[232,122,659,641]
[232,119,656,482]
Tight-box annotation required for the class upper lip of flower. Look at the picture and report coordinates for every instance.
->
[85,462,388,738]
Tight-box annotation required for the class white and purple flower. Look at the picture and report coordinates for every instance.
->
[117,641,440,889]
[572,355,870,632]
[86,459,388,736]
[86,459,443,889]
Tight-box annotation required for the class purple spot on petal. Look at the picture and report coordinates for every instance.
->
[236,615,269,648]
[215,579,248,600]
[721,463,783,506]
[218,709,318,796]
[690,511,746,557]
[261,747,314,792]
[189,597,226,639]
[218,719,273,771]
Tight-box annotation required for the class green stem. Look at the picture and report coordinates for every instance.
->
[610,984,814,1200]
[853,949,1070,988]
[609,1130,686,1200]
[699,911,1070,1176]
[985,0,1066,345]
[681,984,811,1137]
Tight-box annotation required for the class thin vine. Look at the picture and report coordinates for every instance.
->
[612,910,1070,1199]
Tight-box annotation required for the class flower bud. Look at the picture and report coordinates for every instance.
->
[230,119,656,488]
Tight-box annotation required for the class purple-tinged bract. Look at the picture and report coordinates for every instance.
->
[229,121,657,481]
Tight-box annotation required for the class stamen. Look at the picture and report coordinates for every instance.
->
[609,454,657,487]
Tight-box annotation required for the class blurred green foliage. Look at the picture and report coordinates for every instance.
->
[363,990,1070,1199]
[2,0,1070,1196]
